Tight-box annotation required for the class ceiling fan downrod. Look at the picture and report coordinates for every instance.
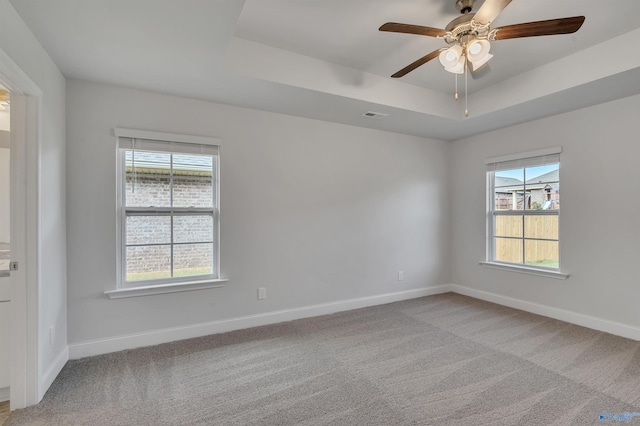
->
[456,0,474,14]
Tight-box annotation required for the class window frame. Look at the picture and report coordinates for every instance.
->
[108,128,227,298]
[480,146,568,279]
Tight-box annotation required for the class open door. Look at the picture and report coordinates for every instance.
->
[0,48,41,410]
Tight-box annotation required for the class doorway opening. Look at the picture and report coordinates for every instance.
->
[0,47,41,411]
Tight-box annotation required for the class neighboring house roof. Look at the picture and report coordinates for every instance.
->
[496,169,559,193]
[525,169,559,191]
[495,176,523,188]
[526,169,558,185]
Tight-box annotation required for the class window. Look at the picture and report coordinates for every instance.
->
[115,129,221,291]
[484,147,564,276]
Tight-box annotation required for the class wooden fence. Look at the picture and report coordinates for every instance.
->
[495,215,558,265]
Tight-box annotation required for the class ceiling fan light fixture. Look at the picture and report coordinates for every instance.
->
[439,44,463,68]
[379,1,586,118]
[469,43,481,55]
[467,39,490,61]
[444,56,466,74]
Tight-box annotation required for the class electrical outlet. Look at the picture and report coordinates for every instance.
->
[398,271,404,281]
[257,287,267,300]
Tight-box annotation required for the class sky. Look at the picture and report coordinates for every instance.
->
[496,164,558,181]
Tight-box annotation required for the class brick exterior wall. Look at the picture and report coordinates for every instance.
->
[125,174,215,278]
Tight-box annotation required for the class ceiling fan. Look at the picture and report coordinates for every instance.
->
[380,0,585,81]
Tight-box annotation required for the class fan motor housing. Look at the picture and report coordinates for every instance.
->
[445,13,475,32]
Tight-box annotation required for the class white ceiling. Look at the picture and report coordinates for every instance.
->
[10,0,640,141]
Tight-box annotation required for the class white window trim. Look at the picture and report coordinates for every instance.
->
[479,261,569,280]
[105,278,228,299]
[484,146,562,165]
[483,146,568,279]
[114,128,220,146]
[108,128,225,298]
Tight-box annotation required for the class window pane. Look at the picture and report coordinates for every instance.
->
[526,164,559,210]
[524,215,558,240]
[525,240,559,269]
[494,215,523,238]
[173,154,213,174]
[173,243,213,277]
[494,238,523,264]
[527,183,560,211]
[495,169,523,187]
[494,169,525,210]
[125,150,171,208]
[174,215,213,243]
[525,164,558,184]
[126,216,171,245]
[126,245,171,281]
[172,154,213,208]
[172,176,213,208]
[494,189,525,211]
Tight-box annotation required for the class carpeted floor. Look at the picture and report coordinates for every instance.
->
[7,293,640,425]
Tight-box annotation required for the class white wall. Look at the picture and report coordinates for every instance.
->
[65,79,450,346]
[450,93,640,329]
[0,0,67,400]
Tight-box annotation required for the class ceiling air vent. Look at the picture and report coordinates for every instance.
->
[362,111,388,120]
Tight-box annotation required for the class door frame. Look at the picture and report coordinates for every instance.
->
[0,47,41,410]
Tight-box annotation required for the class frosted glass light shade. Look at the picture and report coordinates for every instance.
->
[467,39,491,63]
[445,57,466,74]
[439,45,463,68]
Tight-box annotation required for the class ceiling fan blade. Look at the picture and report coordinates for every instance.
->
[473,0,513,25]
[391,49,442,78]
[493,16,585,40]
[379,22,446,38]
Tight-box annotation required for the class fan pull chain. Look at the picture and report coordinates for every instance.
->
[454,73,459,100]
[464,61,469,117]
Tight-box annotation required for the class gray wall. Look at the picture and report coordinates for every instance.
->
[0,0,67,397]
[66,79,450,344]
[450,93,640,328]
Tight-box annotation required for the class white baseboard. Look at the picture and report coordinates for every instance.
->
[39,346,69,401]
[69,286,452,359]
[0,387,8,403]
[450,284,640,341]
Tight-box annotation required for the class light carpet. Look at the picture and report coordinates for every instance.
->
[7,293,640,425]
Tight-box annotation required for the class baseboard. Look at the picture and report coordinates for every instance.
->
[450,284,640,341]
[69,285,452,359]
[0,387,8,403]
[39,346,69,401]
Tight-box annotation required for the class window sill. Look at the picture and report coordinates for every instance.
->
[104,279,228,299]
[478,261,569,280]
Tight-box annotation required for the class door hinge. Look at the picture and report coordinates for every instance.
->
[9,261,18,271]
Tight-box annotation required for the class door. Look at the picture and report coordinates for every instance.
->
[0,49,41,409]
